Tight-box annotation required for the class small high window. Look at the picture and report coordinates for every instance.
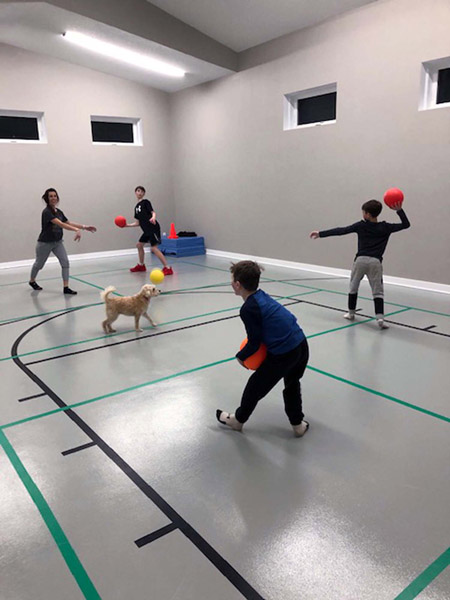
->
[284,83,337,131]
[297,92,337,126]
[0,110,46,143]
[420,57,450,111]
[90,116,142,145]
[437,67,450,105]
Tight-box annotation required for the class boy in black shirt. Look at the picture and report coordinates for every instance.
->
[310,199,410,329]
[126,186,173,275]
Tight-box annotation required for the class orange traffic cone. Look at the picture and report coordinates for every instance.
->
[168,222,178,239]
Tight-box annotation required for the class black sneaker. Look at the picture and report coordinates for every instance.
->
[63,287,77,295]
[29,281,42,291]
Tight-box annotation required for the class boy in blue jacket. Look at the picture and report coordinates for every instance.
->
[216,261,310,437]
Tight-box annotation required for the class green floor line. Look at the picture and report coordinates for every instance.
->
[70,275,111,292]
[2,341,449,430]
[0,266,131,288]
[280,278,450,318]
[307,366,450,423]
[179,259,230,273]
[0,278,233,328]
[394,546,450,600]
[1,358,236,430]
[0,303,102,325]
[182,258,450,318]
[0,429,101,599]
[308,308,411,338]
[0,290,319,363]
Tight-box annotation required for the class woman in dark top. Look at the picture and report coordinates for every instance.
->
[29,188,96,294]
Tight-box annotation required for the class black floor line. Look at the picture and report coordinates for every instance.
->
[0,303,100,328]
[61,441,97,456]
[297,299,450,339]
[22,298,450,369]
[24,299,303,367]
[423,325,437,330]
[17,392,47,403]
[135,523,179,548]
[11,318,265,600]
[272,277,348,283]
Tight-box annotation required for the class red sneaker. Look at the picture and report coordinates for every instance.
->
[162,266,173,275]
[130,264,146,272]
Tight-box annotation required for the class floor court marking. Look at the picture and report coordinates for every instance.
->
[23,304,406,367]
[0,428,101,599]
[134,523,178,548]
[0,265,132,288]
[61,441,97,456]
[23,303,304,367]
[180,259,450,318]
[3,276,449,600]
[2,304,448,432]
[0,302,101,326]
[17,392,47,402]
[0,279,236,327]
[5,350,265,600]
[0,290,319,363]
[4,282,446,366]
[394,546,450,600]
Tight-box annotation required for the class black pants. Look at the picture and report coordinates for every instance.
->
[235,338,309,425]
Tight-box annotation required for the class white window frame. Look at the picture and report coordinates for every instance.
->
[0,109,47,144]
[419,56,450,111]
[90,115,143,146]
[283,83,337,131]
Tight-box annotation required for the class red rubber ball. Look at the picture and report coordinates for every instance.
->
[383,188,404,208]
[114,215,127,228]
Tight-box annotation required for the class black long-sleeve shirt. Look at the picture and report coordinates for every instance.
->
[319,209,410,261]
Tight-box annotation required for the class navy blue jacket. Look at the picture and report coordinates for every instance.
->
[236,289,305,361]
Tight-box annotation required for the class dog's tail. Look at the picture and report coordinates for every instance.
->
[101,286,116,302]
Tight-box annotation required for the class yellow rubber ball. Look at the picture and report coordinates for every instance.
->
[150,269,165,284]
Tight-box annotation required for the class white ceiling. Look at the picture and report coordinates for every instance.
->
[0,3,233,93]
[148,0,377,52]
[0,0,377,92]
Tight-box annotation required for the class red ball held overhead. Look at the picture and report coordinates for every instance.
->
[239,338,268,370]
[114,215,127,228]
[383,188,404,209]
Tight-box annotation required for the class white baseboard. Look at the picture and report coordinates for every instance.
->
[0,248,142,271]
[206,249,450,295]
[2,246,449,295]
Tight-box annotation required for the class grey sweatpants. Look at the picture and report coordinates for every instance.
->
[30,240,70,281]
[349,256,383,298]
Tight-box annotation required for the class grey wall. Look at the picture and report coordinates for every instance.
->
[170,0,450,284]
[0,43,173,263]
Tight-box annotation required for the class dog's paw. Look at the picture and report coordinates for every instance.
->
[109,328,116,333]
[135,328,144,333]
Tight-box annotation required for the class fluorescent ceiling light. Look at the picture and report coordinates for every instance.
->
[63,31,185,78]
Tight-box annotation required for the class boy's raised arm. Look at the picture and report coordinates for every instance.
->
[387,207,410,232]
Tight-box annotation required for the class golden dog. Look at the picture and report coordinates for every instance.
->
[101,284,160,333]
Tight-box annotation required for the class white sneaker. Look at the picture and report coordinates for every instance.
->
[216,410,243,431]
[377,319,389,329]
[292,420,309,438]
[343,312,355,321]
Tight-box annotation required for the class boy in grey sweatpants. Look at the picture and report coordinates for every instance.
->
[310,199,410,329]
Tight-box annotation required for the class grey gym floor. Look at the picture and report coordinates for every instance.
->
[1,254,449,600]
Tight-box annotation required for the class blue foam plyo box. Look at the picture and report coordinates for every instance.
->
[159,236,206,256]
